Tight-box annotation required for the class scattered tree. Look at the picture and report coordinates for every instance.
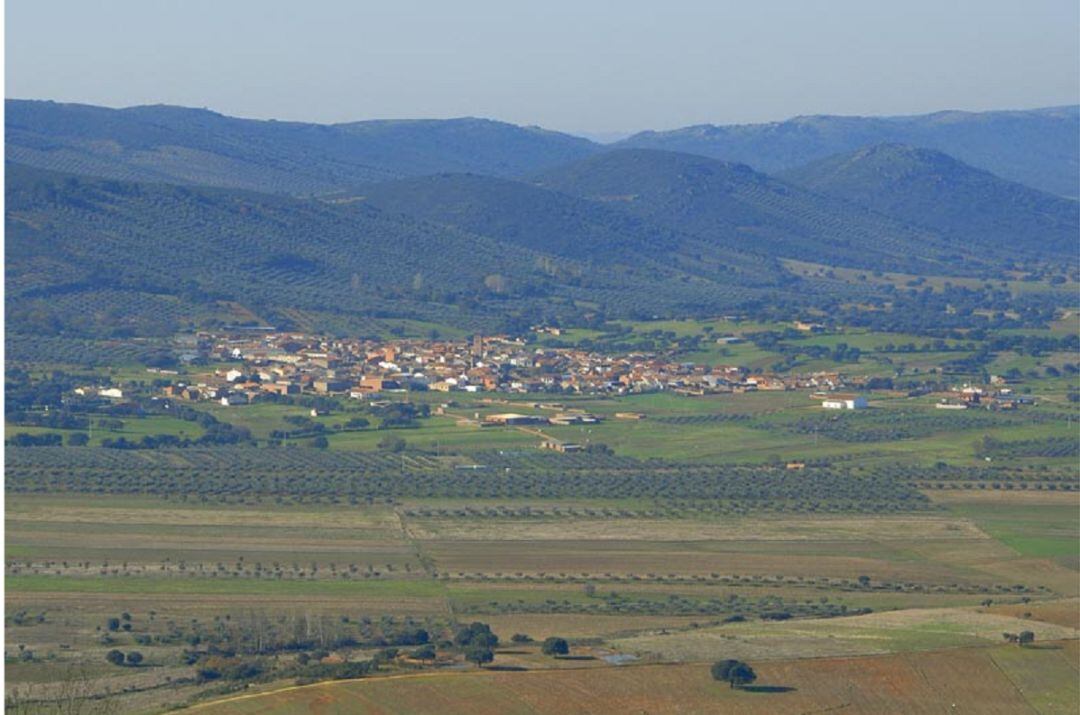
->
[464,645,494,668]
[712,659,757,689]
[541,637,570,657]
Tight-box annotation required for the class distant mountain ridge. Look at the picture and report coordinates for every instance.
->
[8,100,1078,199]
[5,100,601,195]
[780,144,1079,256]
[616,106,1080,198]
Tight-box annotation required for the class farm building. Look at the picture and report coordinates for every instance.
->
[483,413,548,426]
[540,440,583,452]
[821,395,868,410]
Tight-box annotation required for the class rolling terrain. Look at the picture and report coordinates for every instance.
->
[617,105,1080,198]
[5,162,808,338]
[5,100,600,195]
[534,148,990,273]
[781,144,1080,255]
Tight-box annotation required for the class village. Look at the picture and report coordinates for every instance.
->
[138,328,1032,418]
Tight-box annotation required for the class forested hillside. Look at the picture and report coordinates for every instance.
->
[357,172,785,290]
[781,144,1079,255]
[617,106,1080,198]
[5,163,815,338]
[5,100,600,195]
[534,149,989,274]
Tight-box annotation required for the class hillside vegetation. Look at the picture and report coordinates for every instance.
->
[6,163,810,338]
[357,173,788,292]
[781,144,1079,255]
[534,149,990,274]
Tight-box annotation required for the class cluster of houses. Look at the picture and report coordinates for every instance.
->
[933,382,1036,411]
[146,331,868,406]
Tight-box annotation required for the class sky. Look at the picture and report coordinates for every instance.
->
[6,0,1079,137]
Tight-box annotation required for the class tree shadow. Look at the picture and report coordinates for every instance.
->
[485,665,529,671]
[555,655,597,661]
[738,685,797,693]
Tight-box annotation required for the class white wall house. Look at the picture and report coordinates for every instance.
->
[822,396,868,410]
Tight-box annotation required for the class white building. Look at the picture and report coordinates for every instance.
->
[822,396,868,410]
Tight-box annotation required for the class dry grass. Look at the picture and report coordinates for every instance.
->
[186,644,1063,714]
[612,607,1080,662]
[409,514,989,542]
[928,490,1080,506]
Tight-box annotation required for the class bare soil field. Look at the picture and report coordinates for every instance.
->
[186,644,1073,714]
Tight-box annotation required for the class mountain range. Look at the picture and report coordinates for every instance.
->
[8,100,1078,197]
[5,99,1077,339]
[5,100,599,195]
[616,106,1080,198]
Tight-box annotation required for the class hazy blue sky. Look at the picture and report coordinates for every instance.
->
[7,0,1079,136]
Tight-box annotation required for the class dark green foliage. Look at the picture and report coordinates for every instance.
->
[616,106,1080,198]
[780,144,1078,255]
[464,644,494,667]
[541,637,569,656]
[711,659,757,688]
[4,448,931,512]
[977,436,1080,460]
[453,622,499,649]
[105,649,125,666]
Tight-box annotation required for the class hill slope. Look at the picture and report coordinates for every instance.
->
[5,100,600,195]
[618,106,1080,198]
[358,173,682,261]
[534,149,985,274]
[780,144,1079,256]
[5,164,798,338]
[356,173,785,284]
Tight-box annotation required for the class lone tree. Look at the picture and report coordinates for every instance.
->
[105,650,125,666]
[1018,631,1035,646]
[125,651,144,667]
[711,659,757,689]
[541,637,570,657]
[464,645,494,668]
